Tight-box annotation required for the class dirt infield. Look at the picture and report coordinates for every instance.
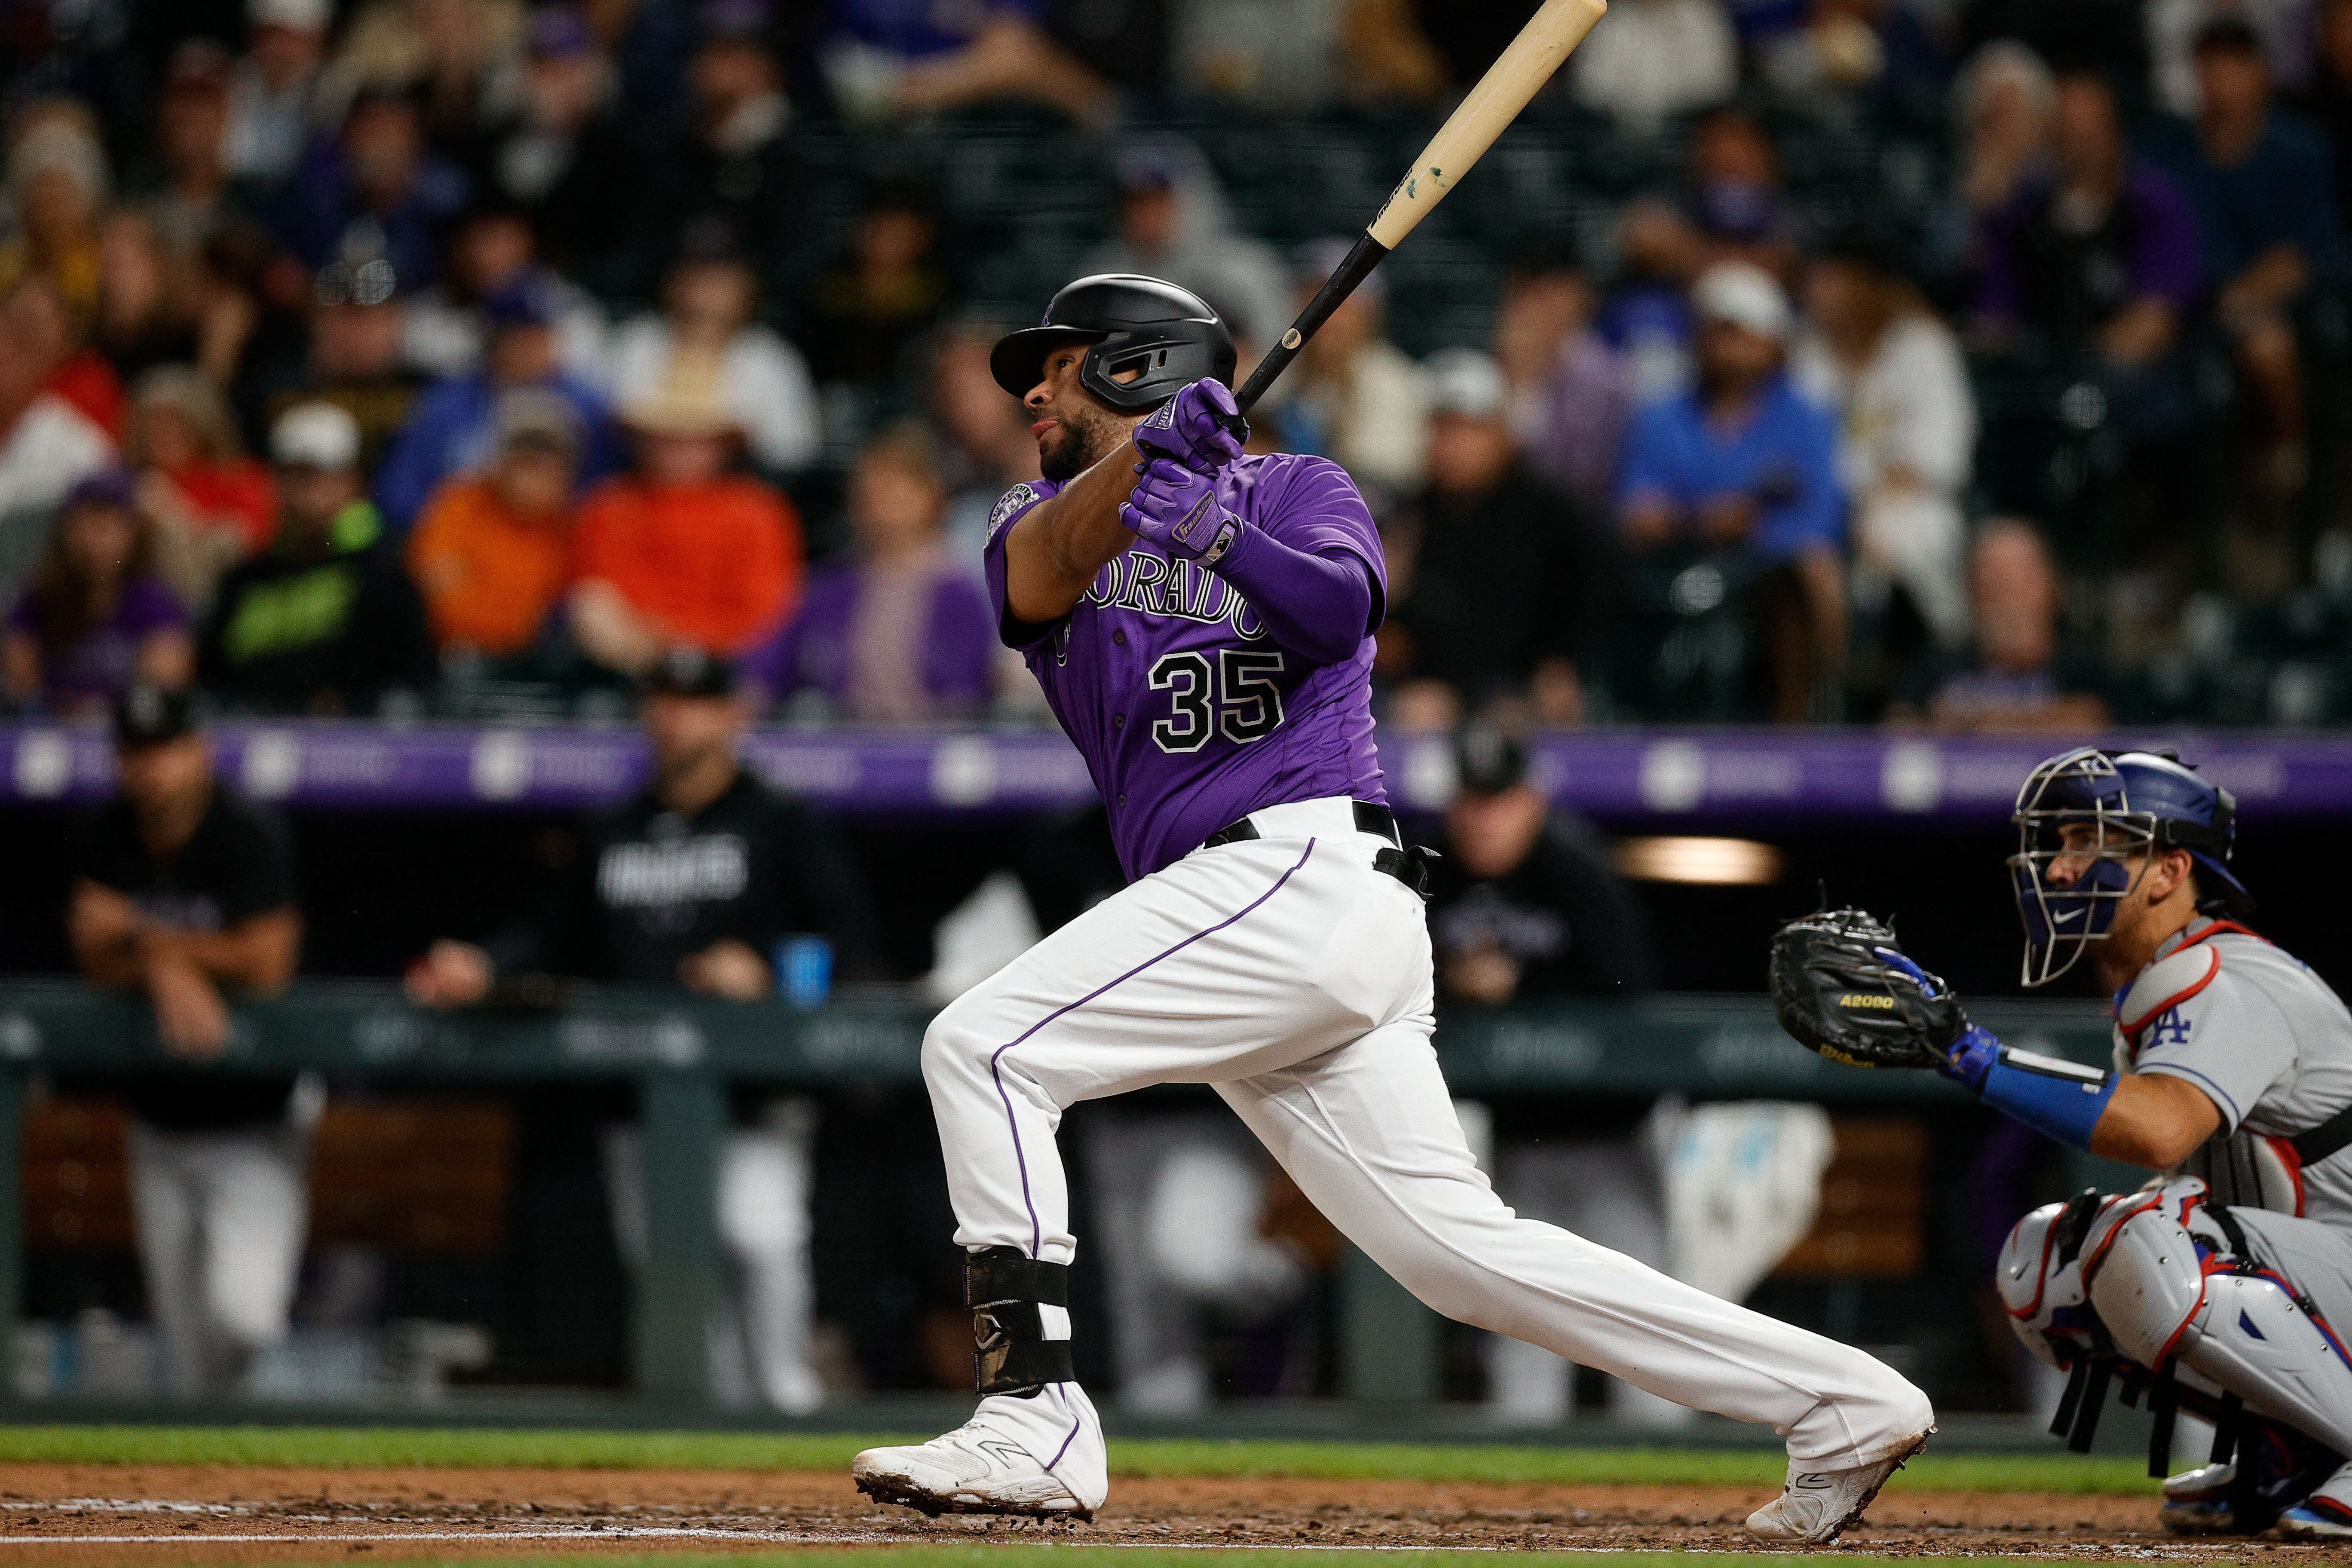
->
[0,1464,2331,1563]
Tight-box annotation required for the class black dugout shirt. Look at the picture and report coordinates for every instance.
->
[71,786,301,1131]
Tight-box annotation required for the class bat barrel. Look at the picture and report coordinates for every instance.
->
[1219,0,1606,423]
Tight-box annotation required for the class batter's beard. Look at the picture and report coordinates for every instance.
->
[1039,403,1125,483]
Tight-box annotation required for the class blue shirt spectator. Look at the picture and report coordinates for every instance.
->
[1616,264,1846,723]
[2141,24,2344,293]
[374,282,623,531]
[1617,273,1842,566]
[1618,377,1842,561]
[269,84,469,290]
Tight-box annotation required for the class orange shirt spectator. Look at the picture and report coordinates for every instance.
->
[571,473,801,653]
[567,354,803,671]
[407,391,581,657]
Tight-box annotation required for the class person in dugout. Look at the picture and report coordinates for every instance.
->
[407,645,873,1409]
[67,685,308,1396]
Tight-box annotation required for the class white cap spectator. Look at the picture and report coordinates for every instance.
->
[1422,348,1509,420]
[251,0,331,28]
[271,403,362,470]
[1690,262,1792,343]
[6,118,110,212]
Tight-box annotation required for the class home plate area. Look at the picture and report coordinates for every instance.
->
[0,1467,2335,1562]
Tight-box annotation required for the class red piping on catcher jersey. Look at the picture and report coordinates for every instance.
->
[2185,920,2267,949]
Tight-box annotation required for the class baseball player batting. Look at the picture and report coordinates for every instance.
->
[847,275,1933,1540]
[1770,747,2352,1539]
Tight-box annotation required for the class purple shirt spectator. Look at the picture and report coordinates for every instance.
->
[1976,163,2204,339]
[1511,332,1632,511]
[829,0,1044,59]
[6,575,187,707]
[744,556,997,722]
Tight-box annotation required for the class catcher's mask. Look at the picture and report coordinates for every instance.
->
[2009,747,2250,987]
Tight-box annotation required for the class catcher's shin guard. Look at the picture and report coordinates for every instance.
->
[2084,1195,2352,1460]
[966,1247,1074,1395]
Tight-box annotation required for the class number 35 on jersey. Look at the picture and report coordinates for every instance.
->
[1148,649,1285,752]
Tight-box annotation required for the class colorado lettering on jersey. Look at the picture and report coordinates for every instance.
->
[1082,550,1266,639]
[598,833,751,908]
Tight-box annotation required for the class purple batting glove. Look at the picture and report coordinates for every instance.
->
[1121,456,1246,564]
[1132,379,1247,474]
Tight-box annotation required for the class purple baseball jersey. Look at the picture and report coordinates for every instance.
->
[984,453,1387,881]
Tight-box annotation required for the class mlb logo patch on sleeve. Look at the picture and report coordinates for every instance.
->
[990,484,1039,539]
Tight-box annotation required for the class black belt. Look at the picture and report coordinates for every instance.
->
[1200,801,1439,898]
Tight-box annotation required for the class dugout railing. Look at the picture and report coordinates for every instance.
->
[0,980,2119,1411]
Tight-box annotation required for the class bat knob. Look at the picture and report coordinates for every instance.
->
[1214,409,1251,448]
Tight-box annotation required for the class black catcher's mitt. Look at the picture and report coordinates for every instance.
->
[1768,907,1967,1070]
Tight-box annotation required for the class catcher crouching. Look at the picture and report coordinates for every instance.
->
[1770,746,2352,1539]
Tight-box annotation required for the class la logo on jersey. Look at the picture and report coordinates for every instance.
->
[2147,1008,2193,1047]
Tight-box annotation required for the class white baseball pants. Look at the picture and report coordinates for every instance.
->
[604,1100,825,1413]
[923,795,1933,1467]
[126,1120,309,1398]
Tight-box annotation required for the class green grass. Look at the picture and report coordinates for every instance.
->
[356,1556,1925,1568]
[0,1427,2159,1496]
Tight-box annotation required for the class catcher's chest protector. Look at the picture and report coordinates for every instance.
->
[2117,930,2352,1222]
[2180,1131,2309,1216]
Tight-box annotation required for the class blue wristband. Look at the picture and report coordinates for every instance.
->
[1978,1048,2118,1150]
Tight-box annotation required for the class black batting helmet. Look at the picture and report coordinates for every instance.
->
[989,274,1237,412]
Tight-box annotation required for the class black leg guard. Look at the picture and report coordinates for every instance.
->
[2067,1360,2111,1453]
[2148,1363,2178,1480]
[2211,1392,2243,1468]
[966,1246,1074,1395]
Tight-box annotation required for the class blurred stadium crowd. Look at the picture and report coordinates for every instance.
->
[7,0,2352,732]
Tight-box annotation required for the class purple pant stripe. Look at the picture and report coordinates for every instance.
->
[985,838,1318,1259]
[1044,1396,1084,1473]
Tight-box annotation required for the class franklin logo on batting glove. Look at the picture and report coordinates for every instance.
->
[1133,379,1246,473]
[1122,457,1245,566]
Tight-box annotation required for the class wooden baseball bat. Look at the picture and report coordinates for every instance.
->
[1229,0,1609,417]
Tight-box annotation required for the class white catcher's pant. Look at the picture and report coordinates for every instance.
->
[924,796,1933,1466]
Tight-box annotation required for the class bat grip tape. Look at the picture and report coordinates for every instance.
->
[1230,231,1392,419]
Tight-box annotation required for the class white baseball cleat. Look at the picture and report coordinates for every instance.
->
[2159,1461,2242,1535]
[2277,1468,2352,1540]
[853,1395,1103,1521]
[1743,1433,1930,1544]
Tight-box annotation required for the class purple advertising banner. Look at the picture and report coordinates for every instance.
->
[5,722,2350,821]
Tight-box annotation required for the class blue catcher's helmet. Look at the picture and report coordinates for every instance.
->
[2009,747,2250,986]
